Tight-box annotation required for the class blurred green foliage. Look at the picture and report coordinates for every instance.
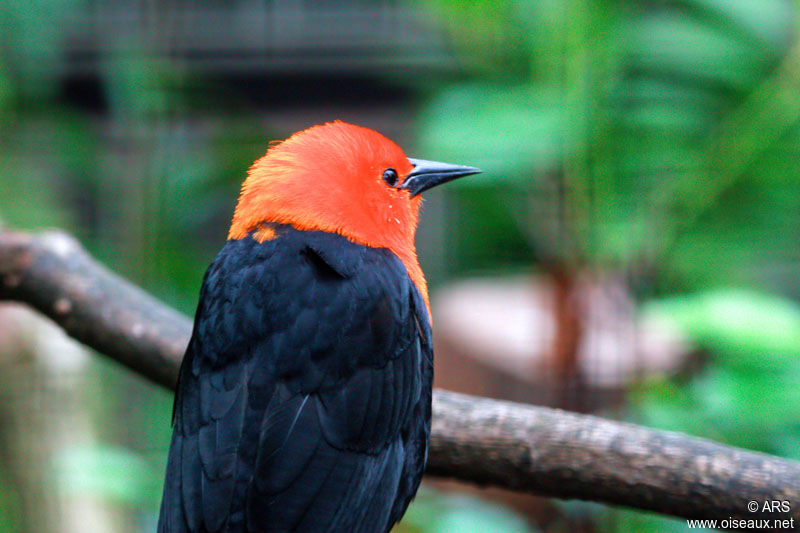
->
[0,0,799,532]
[419,0,800,531]
[0,1,265,530]
[399,486,537,533]
[613,290,800,532]
[55,446,162,508]
[420,0,800,292]
[635,288,800,456]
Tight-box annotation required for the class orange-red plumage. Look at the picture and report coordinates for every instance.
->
[229,121,429,314]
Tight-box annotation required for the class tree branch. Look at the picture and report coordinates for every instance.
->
[1,230,799,524]
[0,232,186,388]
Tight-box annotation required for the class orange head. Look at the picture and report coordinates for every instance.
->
[228,121,480,313]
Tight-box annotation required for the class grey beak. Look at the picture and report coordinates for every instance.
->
[399,158,481,197]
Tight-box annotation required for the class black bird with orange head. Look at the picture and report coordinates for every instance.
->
[158,121,479,532]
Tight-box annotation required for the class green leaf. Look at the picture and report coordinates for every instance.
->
[688,0,795,52]
[624,13,766,90]
[400,486,537,533]
[416,83,567,184]
[643,288,800,370]
[53,446,163,508]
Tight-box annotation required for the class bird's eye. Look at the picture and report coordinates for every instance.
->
[382,168,399,187]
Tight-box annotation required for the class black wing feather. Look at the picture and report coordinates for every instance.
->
[158,224,432,532]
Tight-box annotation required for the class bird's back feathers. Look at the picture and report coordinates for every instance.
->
[158,223,433,532]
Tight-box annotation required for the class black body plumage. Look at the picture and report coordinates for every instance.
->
[157,223,433,532]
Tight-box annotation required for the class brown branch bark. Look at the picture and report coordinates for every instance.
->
[1,230,799,525]
[0,232,187,389]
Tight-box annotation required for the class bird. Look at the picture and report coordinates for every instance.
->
[157,120,480,532]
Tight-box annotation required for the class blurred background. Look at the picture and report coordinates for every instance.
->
[1,0,800,531]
